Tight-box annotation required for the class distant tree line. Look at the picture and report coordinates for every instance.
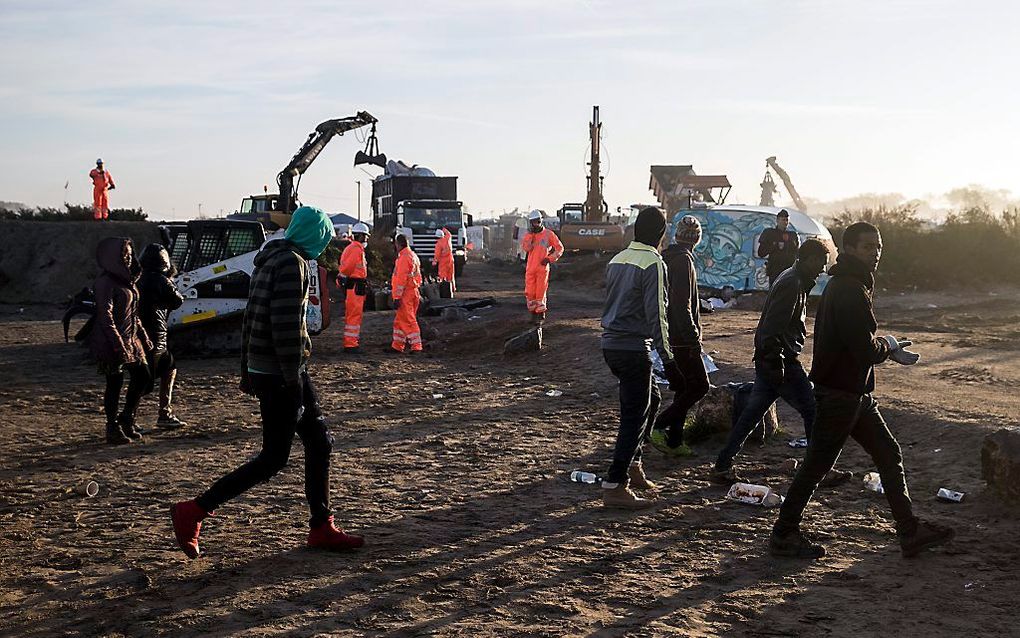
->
[826,204,1020,288]
[0,203,148,221]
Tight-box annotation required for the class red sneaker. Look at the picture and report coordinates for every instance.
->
[308,516,364,551]
[171,500,210,559]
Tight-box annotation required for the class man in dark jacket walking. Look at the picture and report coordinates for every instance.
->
[138,244,186,429]
[171,206,364,558]
[758,209,800,287]
[649,215,710,457]
[712,239,829,483]
[769,222,954,559]
[601,207,684,509]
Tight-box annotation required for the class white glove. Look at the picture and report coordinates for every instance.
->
[883,335,920,366]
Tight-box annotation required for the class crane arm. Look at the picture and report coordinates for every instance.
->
[765,156,807,212]
[278,111,378,213]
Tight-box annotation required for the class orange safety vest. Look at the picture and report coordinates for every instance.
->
[391,246,423,300]
[520,227,563,270]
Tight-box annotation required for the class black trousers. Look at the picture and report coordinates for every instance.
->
[653,346,710,446]
[196,371,334,527]
[774,388,918,536]
[104,363,151,423]
[603,349,662,484]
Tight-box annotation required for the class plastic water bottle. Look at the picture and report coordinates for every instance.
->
[570,470,600,485]
[863,472,885,494]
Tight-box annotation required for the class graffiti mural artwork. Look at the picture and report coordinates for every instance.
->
[669,206,834,293]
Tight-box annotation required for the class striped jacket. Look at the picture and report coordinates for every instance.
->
[242,239,311,386]
[600,241,673,363]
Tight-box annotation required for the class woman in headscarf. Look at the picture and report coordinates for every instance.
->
[88,237,152,444]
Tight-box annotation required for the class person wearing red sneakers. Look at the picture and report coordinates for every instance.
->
[171,206,363,558]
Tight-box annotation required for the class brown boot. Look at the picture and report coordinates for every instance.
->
[627,462,657,491]
[602,481,655,510]
[900,520,954,558]
[819,468,853,488]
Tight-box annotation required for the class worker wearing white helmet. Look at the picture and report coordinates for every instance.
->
[431,226,456,293]
[337,221,371,353]
[520,210,563,324]
[89,158,116,221]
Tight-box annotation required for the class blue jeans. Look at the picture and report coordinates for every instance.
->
[714,359,815,471]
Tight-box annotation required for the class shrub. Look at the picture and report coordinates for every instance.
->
[827,205,1020,288]
[0,203,147,221]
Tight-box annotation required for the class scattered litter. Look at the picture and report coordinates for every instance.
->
[863,472,885,494]
[569,470,600,485]
[431,393,444,399]
[78,480,99,497]
[788,437,809,448]
[934,448,942,453]
[725,482,783,507]
[926,303,939,309]
[649,350,669,386]
[937,487,965,502]
[702,351,719,374]
[523,377,533,381]
[467,315,481,321]
[707,297,737,310]
[545,390,563,397]
[781,458,799,474]
[590,392,600,398]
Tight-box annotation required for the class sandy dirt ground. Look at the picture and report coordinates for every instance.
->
[1,259,1019,637]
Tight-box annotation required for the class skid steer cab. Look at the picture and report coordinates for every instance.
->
[160,220,331,354]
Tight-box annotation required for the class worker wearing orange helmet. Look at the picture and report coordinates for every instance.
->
[520,210,563,324]
[432,227,456,293]
[338,222,370,353]
[391,232,423,353]
[89,158,116,221]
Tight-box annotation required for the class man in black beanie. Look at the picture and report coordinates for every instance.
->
[600,207,684,509]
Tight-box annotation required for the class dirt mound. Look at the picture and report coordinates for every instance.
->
[0,220,161,304]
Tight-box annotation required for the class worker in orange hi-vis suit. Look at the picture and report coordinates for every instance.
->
[338,222,370,354]
[520,209,564,325]
[89,158,116,221]
[432,227,456,293]
[391,233,424,353]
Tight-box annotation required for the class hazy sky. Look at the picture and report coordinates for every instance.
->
[1,0,1017,220]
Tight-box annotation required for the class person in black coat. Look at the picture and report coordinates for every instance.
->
[757,209,800,287]
[769,222,954,560]
[138,243,187,428]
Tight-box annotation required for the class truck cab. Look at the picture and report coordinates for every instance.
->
[396,199,471,277]
[238,194,293,230]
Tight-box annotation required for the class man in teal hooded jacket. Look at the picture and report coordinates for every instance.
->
[172,206,365,557]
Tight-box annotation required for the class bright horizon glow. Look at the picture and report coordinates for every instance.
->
[1,0,1018,220]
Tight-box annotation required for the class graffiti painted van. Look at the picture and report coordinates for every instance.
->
[669,205,835,295]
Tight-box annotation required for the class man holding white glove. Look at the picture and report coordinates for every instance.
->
[883,335,921,365]
[770,222,954,559]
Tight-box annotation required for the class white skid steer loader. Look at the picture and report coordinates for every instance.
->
[160,219,330,355]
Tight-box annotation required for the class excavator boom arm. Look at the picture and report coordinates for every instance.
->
[765,156,807,212]
[278,111,378,212]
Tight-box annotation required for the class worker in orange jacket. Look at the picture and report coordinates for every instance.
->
[89,158,116,221]
[432,227,456,293]
[338,222,370,353]
[520,209,564,324]
[391,233,423,353]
